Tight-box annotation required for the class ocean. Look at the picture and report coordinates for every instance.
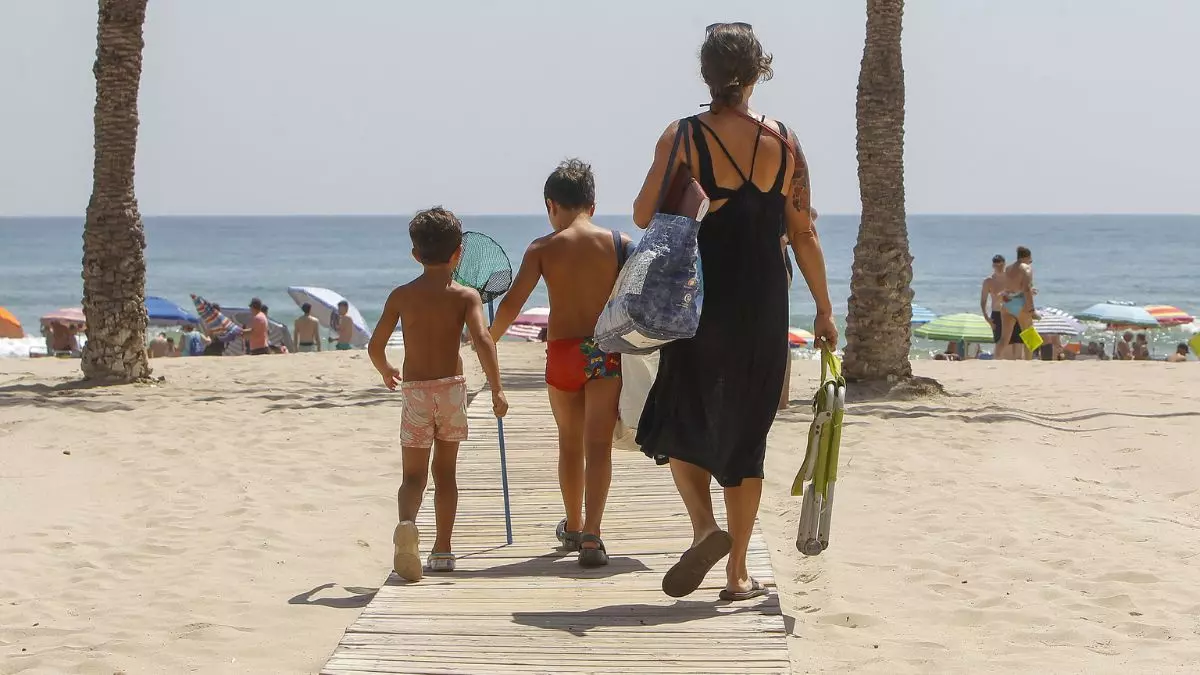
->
[1,214,1197,358]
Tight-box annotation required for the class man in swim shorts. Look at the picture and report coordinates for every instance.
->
[293,303,322,352]
[996,246,1038,360]
[980,254,1023,359]
[334,300,354,350]
[489,159,631,568]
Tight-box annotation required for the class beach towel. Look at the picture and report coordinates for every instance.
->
[612,352,658,451]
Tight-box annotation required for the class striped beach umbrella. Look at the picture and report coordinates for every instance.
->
[1033,307,1085,336]
[190,294,241,342]
[913,313,995,343]
[788,327,814,347]
[910,305,937,325]
[1145,305,1194,326]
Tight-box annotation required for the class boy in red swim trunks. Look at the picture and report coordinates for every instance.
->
[490,159,629,568]
[368,207,508,582]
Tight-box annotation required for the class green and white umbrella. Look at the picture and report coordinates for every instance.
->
[913,313,995,343]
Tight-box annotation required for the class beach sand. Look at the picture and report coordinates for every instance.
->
[2,345,1198,673]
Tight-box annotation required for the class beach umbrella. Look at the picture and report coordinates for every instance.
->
[286,286,369,347]
[0,306,22,339]
[190,295,241,342]
[145,296,201,327]
[913,313,995,343]
[910,305,937,325]
[788,327,814,347]
[1077,301,1158,328]
[1033,307,1085,336]
[39,308,86,329]
[1145,305,1194,326]
[218,307,296,354]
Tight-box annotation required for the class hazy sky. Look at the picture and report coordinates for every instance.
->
[2,0,1198,216]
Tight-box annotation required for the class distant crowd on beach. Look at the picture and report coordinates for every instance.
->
[934,247,1193,362]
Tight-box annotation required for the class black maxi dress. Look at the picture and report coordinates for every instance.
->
[636,115,792,488]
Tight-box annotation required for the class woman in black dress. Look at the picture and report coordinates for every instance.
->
[632,23,837,601]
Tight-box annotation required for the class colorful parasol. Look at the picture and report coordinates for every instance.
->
[190,294,242,342]
[910,305,937,325]
[1033,307,1085,336]
[913,313,995,343]
[39,308,86,329]
[0,306,22,339]
[1145,305,1194,326]
[788,327,814,347]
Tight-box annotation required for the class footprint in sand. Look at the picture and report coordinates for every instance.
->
[817,612,879,629]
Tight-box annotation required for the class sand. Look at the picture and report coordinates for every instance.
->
[2,346,1199,674]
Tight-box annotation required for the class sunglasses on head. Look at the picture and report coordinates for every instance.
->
[706,22,752,34]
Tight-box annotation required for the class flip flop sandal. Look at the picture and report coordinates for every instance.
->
[719,578,768,602]
[577,534,609,568]
[556,517,582,552]
[661,530,733,598]
[426,552,456,573]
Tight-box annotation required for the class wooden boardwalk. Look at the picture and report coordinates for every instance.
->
[322,378,790,675]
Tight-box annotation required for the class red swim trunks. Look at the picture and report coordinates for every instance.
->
[545,337,622,392]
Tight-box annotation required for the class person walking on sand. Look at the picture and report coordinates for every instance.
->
[489,159,631,568]
[981,254,1020,359]
[294,303,322,352]
[995,246,1038,360]
[631,23,837,602]
[368,207,508,581]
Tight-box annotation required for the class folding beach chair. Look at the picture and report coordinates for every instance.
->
[792,346,846,556]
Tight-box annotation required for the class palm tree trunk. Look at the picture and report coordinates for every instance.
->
[844,0,914,381]
[81,0,152,383]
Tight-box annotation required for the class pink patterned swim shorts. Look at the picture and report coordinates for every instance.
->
[400,375,468,448]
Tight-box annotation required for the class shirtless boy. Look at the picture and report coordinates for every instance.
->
[294,303,322,352]
[995,246,1039,359]
[368,207,508,581]
[334,301,354,350]
[489,159,630,568]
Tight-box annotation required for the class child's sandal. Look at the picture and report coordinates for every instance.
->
[578,534,609,568]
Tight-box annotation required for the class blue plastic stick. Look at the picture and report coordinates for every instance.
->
[488,300,514,545]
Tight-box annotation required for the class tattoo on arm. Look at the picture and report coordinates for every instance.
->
[788,131,810,215]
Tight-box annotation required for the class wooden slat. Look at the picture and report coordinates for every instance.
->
[322,379,790,674]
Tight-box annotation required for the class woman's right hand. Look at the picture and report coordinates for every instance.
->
[813,312,839,349]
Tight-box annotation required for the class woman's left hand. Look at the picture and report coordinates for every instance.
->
[813,313,838,349]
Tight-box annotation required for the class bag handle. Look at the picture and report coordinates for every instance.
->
[654,118,693,213]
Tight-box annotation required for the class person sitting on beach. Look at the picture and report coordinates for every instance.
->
[244,298,271,356]
[48,321,78,355]
[293,303,322,353]
[995,246,1038,361]
[489,159,630,568]
[934,341,962,361]
[334,301,354,350]
[1133,332,1150,360]
[1116,331,1134,360]
[368,206,507,581]
[1167,343,1189,362]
